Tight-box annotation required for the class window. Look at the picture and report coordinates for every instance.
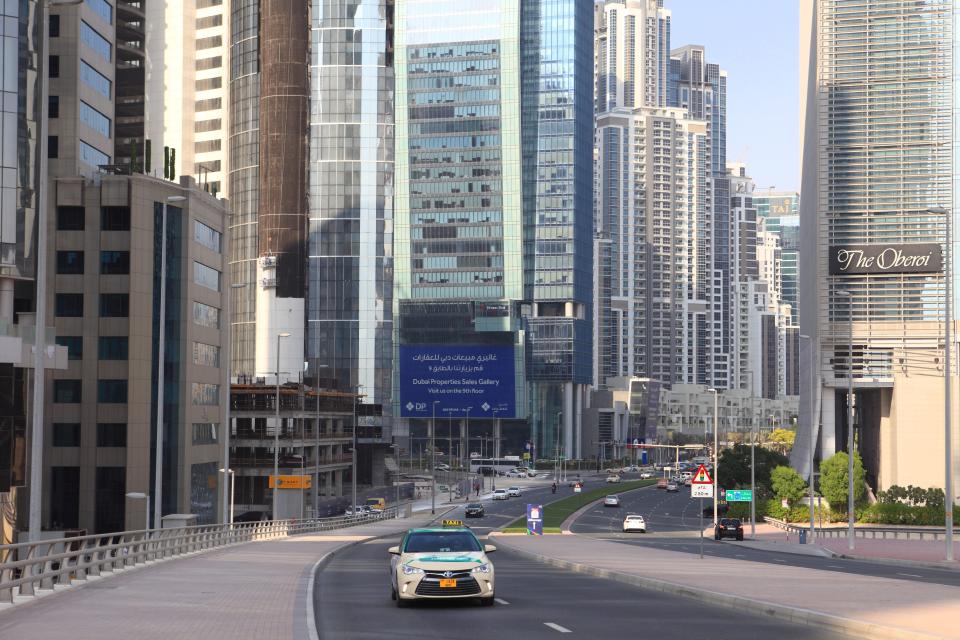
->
[49,14,60,36]
[97,423,127,447]
[195,56,222,71]
[79,140,110,167]
[56,250,84,274]
[49,55,59,78]
[195,98,222,112]
[101,206,130,230]
[97,379,127,403]
[53,423,81,447]
[100,250,129,274]
[196,14,222,29]
[53,380,82,403]
[98,336,128,360]
[99,293,129,317]
[193,302,220,328]
[80,21,111,62]
[196,0,223,10]
[55,293,83,317]
[85,0,113,24]
[194,221,222,252]
[57,206,85,230]
[192,423,218,445]
[192,383,219,406]
[50,467,80,528]
[192,342,220,367]
[194,261,220,291]
[49,95,59,118]
[195,77,222,91]
[56,336,83,360]
[194,139,221,154]
[194,118,221,133]
[80,101,111,138]
[81,61,111,98]
[48,136,58,159]
[196,35,222,50]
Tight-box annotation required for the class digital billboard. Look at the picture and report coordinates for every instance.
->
[399,345,516,418]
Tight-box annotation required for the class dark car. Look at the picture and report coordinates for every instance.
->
[234,510,268,523]
[465,503,485,518]
[714,517,744,541]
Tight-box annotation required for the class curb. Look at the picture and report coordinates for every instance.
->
[831,551,960,573]
[496,538,942,640]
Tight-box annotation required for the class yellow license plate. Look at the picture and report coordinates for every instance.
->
[439,579,457,588]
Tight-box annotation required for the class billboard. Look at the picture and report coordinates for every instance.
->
[399,345,516,418]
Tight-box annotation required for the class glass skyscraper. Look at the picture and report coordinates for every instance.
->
[755,191,799,324]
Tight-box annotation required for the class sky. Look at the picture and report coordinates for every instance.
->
[666,0,800,192]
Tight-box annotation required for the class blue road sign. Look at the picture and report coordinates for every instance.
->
[526,504,543,536]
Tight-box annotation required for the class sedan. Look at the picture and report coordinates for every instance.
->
[492,489,509,500]
[605,475,622,484]
[507,487,522,497]
[665,482,679,492]
[715,518,744,541]
[622,515,646,533]
[639,471,654,479]
[464,503,485,518]
[604,494,621,507]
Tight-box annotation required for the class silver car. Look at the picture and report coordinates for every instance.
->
[604,494,621,507]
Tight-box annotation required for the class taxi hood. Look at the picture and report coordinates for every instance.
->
[402,551,487,570]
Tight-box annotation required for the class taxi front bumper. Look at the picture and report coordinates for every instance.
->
[396,568,495,600]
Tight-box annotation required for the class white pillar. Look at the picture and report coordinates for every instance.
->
[564,382,574,458]
[821,386,837,454]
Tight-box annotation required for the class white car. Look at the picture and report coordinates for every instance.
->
[492,489,509,500]
[606,475,622,484]
[623,515,646,533]
[604,494,621,507]
[505,470,523,478]
[434,463,451,472]
[639,471,654,479]
[507,487,522,497]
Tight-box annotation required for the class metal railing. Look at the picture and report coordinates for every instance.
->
[0,508,397,607]
[764,516,959,542]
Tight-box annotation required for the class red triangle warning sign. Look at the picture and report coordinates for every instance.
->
[691,464,712,484]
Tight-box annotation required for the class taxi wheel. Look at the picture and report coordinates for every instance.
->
[479,596,495,607]
[395,594,410,608]
[391,588,397,601]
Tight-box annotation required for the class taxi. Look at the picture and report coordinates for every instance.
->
[389,520,496,607]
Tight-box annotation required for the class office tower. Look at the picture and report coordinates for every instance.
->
[145,0,230,194]
[755,190,799,324]
[523,0,594,460]
[796,0,957,495]
[307,0,395,431]
[43,175,229,532]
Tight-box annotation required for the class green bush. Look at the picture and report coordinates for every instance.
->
[876,485,945,509]
[770,466,807,506]
[860,502,960,526]
[717,445,789,492]
[819,451,866,513]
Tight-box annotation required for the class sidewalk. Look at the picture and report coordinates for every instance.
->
[492,532,960,639]
[0,515,433,640]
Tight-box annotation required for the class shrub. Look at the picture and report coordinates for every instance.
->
[717,445,789,491]
[819,451,865,513]
[770,465,807,506]
[876,485,945,509]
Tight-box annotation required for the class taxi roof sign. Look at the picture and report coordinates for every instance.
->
[441,519,464,528]
[691,464,712,484]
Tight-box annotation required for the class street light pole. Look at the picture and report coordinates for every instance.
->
[837,289,855,551]
[801,334,815,541]
[431,400,439,514]
[352,384,364,515]
[273,332,291,520]
[708,389,719,525]
[929,206,955,562]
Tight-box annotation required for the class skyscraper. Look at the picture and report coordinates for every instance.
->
[755,190,799,324]
[796,0,957,496]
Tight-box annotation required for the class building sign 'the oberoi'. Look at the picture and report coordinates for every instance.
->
[829,243,943,275]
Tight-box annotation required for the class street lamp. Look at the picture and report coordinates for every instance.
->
[218,468,235,524]
[707,388,719,525]
[836,289,855,551]
[272,332,291,520]
[152,194,187,531]
[126,492,150,533]
[351,384,364,516]
[929,206,955,562]
[431,400,439,514]
[800,333,816,541]
[223,282,247,525]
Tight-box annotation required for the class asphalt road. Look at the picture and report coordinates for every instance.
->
[570,481,960,588]
[314,535,844,639]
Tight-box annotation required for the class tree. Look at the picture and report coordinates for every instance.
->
[770,465,807,505]
[766,428,796,455]
[819,451,866,513]
[717,444,789,491]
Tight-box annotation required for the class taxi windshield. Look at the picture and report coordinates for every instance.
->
[403,532,482,553]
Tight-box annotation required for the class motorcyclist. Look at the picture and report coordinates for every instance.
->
[551,482,557,493]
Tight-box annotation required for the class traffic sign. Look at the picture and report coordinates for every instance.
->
[726,489,753,502]
[526,504,543,536]
[691,483,713,498]
[268,475,312,489]
[691,464,712,484]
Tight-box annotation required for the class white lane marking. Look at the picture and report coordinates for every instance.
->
[735,554,746,558]
[544,622,573,633]
[827,565,843,569]
[773,559,786,563]
[495,598,510,605]
[898,573,923,578]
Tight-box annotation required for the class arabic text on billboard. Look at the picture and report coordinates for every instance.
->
[399,345,515,418]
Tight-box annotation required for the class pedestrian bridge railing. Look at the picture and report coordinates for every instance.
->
[0,508,397,608]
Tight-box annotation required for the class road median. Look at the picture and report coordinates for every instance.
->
[503,479,657,530]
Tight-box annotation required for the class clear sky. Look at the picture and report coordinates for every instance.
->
[666,0,799,192]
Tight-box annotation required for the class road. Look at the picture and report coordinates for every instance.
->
[314,535,842,639]
[570,481,960,588]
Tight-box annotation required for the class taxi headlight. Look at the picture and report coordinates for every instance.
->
[402,565,424,575]
[472,563,490,574]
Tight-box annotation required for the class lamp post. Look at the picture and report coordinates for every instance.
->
[223,282,247,524]
[352,384,364,515]
[837,289,855,551]
[218,469,235,524]
[801,333,816,541]
[126,492,150,533]
[929,206,955,562]
[272,332,291,520]
[708,389,719,525]
[152,194,187,531]
[431,400,439,514]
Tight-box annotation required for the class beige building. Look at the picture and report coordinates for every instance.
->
[42,174,229,533]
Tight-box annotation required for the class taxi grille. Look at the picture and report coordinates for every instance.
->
[415,574,481,596]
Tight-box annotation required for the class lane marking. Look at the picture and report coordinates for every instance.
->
[827,565,843,569]
[735,554,746,558]
[544,622,573,633]
[773,559,786,563]
[898,573,923,578]
[495,598,510,605]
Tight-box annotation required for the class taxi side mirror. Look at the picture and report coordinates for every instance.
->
[484,544,497,553]
[388,546,401,555]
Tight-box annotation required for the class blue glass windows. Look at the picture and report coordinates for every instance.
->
[80,21,111,62]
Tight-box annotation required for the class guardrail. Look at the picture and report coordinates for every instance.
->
[763,516,959,542]
[0,508,397,607]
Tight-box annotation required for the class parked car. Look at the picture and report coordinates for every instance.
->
[622,515,646,533]
[507,486,522,497]
[492,489,509,500]
[715,518,744,541]
[606,475,622,484]
[604,495,621,507]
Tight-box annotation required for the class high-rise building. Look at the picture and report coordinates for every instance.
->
[755,190,799,324]
[795,0,958,497]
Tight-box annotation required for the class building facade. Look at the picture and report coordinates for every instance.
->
[43,175,229,533]
[796,0,958,498]
[755,190,799,325]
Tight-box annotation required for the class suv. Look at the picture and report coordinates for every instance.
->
[714,518,744,541]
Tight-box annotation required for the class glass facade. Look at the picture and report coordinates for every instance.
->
[307,0,394,413]
[755,192,799,324]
